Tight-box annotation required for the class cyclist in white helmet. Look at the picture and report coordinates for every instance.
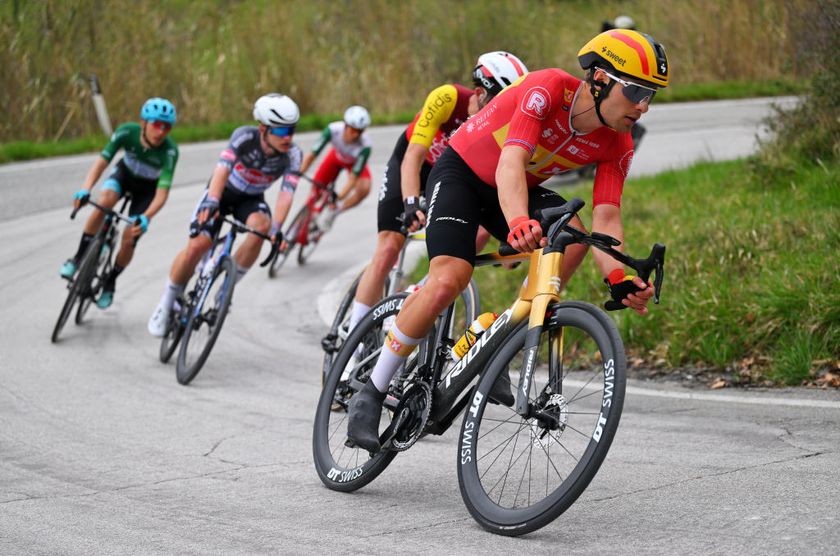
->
[298,105,373,231]
[343,51,528,340]
[147,93,303,336]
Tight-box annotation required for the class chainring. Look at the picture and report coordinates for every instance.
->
[389,381,432,452]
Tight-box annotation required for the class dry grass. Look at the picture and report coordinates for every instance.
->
[0,0,827,142]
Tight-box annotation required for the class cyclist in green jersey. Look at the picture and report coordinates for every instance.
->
[60,97,179,309]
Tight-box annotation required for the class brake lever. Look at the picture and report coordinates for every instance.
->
[259,237,281,267]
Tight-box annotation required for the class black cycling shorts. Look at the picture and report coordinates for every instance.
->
[425,147,566,266]
[377,133,433,233]
[190,186,271,238]
[101,160,158,216]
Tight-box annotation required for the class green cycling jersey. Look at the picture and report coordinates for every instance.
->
[101,122,179,189]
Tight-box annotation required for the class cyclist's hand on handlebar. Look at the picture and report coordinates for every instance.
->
[73,189,90,210]
[401,196,426,232]
[197,195,220,224]
[605,269,654,315]
[507,216,545,253]
[270,221,284,245]
[130,214,149,235]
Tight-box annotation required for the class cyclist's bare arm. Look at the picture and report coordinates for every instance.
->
[399,143,428,227]
[197,165,230,224]
[496,145,543,251]
[273,190,294,228]
[591,203,654,314]
[142,188,170,220]
[299,151,317,175]
[81,156,109,191]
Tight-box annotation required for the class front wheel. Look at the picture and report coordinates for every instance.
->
[159,299,188,363]
[51,236,102,342]
[176,257,236,385]
[268,206,307,278]
[457,301,626,536]
[76,238,113,324]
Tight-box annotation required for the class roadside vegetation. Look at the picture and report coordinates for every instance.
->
[0,0,820,159]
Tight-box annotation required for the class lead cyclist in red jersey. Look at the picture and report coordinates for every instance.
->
[348,29,670,453]
[345,51,528,335]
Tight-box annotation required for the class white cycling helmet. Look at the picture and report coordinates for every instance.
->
[343,105,371,130]
[613,15,636,29]
[472,51,529,97]
[253,93,300,127]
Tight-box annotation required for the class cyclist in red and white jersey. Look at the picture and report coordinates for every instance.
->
[348,30,670,453]
[346,51,528,335]
[298,105,373,231]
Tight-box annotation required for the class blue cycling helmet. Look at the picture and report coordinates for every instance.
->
[140,97,177,124]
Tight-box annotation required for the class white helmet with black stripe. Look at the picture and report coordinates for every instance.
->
[253,93,300,127]
[472,51,529,97]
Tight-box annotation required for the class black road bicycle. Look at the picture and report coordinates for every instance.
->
[159,215,279,385]
[312,198,665,536]
[51,196,135,343]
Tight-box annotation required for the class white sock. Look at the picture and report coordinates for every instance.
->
[235,265,250,284]
[369,324,421,392]
[348,300,371,332]
[160,280,184,311]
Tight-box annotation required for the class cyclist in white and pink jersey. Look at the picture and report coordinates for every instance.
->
[147,93,303,337]
[348,30,671,453]
[298,106,373,230]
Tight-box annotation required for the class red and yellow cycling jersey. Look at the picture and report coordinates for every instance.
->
[405,83,474,165]
[450,69,635,207]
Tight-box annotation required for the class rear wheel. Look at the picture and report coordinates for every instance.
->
[268,206,308,278]
[312,294,412,492]
[176,257,236,385]
[51,236,102,343]
[457,301,625,536]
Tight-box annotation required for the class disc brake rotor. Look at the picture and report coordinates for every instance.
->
[529,393,569,448]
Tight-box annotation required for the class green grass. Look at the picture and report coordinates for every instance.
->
[412,156,839,385]
[0,110,418,164]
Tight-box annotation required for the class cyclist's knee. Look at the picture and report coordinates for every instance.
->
[424,272,467,311]
[247,212,271,234]
[186,236,211,262]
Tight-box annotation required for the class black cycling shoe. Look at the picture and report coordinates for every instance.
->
[346,380,386,453]
[488,370,515,407]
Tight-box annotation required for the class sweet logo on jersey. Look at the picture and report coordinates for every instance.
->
[521,87,550,120]
[564,89,574,104]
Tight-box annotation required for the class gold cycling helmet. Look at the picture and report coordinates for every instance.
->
[578,29,669,89]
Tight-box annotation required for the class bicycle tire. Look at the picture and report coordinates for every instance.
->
[268,205,308,278]
[176,256,236,385]
[457,301,625,536]
[159,302,187,363]
[51,236,102,342]
[297,218,323,265]
[76,237,113,324]
[313,293,411,492]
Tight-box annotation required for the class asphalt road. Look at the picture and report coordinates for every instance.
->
[3,96,839,554]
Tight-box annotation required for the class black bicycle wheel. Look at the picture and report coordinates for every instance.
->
[76,238,113,324]
[312,293,413,492]
[51,236,102,343]
[176,256,236,385]
[297,217,323,265]
[268,206,307,278]
[159,299,187,363]
[457,301,626,536]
